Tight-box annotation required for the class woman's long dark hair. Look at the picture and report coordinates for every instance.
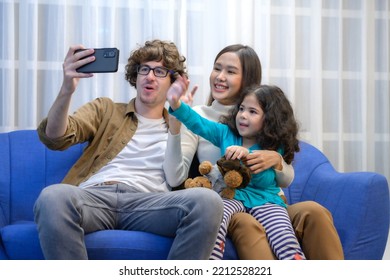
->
[221,85,300,164]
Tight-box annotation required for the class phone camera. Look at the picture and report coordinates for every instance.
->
[104,50,116,58]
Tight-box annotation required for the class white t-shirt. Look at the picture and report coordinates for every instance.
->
[79,113,169,192]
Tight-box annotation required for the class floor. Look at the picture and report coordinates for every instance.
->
[383,232,390,260]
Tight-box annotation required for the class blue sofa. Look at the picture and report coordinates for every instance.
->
[0,129,389,260]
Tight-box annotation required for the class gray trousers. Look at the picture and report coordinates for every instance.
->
[34,183,223,260]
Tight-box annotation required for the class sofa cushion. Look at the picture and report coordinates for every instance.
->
[85,230,173,260]
[1,221,237,259]
[222,238,237,259]
[86,231,237,260]
[1,222,174,260]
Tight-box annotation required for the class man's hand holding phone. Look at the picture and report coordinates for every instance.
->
[75,48,120,73]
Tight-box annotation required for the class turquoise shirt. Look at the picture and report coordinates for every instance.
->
[170,102,286,209]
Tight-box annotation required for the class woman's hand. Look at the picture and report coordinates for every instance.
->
[242,150,283,174]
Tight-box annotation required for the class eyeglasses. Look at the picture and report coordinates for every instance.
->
[137,65,174,78]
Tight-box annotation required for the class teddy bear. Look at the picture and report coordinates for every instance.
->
[184,160,213,189]
[184,156,252,199]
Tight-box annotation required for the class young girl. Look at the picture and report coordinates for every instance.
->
[167,84,305,260]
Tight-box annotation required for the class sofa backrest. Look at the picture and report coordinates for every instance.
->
[0,129,333,226]
[0,130,85,226]
[286,141,333,204]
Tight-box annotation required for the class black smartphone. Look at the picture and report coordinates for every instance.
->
[76,48,120,73]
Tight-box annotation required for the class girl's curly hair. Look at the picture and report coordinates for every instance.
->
[125,39,187,87]
[221,84,300,164]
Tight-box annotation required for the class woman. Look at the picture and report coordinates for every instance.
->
[164,44,344,259]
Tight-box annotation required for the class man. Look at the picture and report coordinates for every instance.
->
[34,39,223,260]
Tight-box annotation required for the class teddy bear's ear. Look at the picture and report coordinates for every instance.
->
[199,161,213,175]
[224,170,243,188]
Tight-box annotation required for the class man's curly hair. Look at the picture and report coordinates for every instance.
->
[221,84,300,164]
[125,39,187,87]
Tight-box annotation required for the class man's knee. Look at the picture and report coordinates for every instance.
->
[34,184,75,217]
[182,188,223,227]
[187,188,223,212]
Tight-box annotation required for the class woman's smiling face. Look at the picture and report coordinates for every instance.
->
[209,52,243,106]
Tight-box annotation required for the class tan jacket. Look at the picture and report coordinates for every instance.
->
[37,97,170,186]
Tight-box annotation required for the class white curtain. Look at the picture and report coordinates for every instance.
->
[1,1,389,191]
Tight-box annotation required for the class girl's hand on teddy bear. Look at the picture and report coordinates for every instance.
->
[225,146,249,160]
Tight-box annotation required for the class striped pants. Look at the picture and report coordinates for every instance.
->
[209,198,306,260]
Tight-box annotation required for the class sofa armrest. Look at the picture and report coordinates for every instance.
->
[298,162,389,259]
[0,238,8,259]
[0,209,6,229]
